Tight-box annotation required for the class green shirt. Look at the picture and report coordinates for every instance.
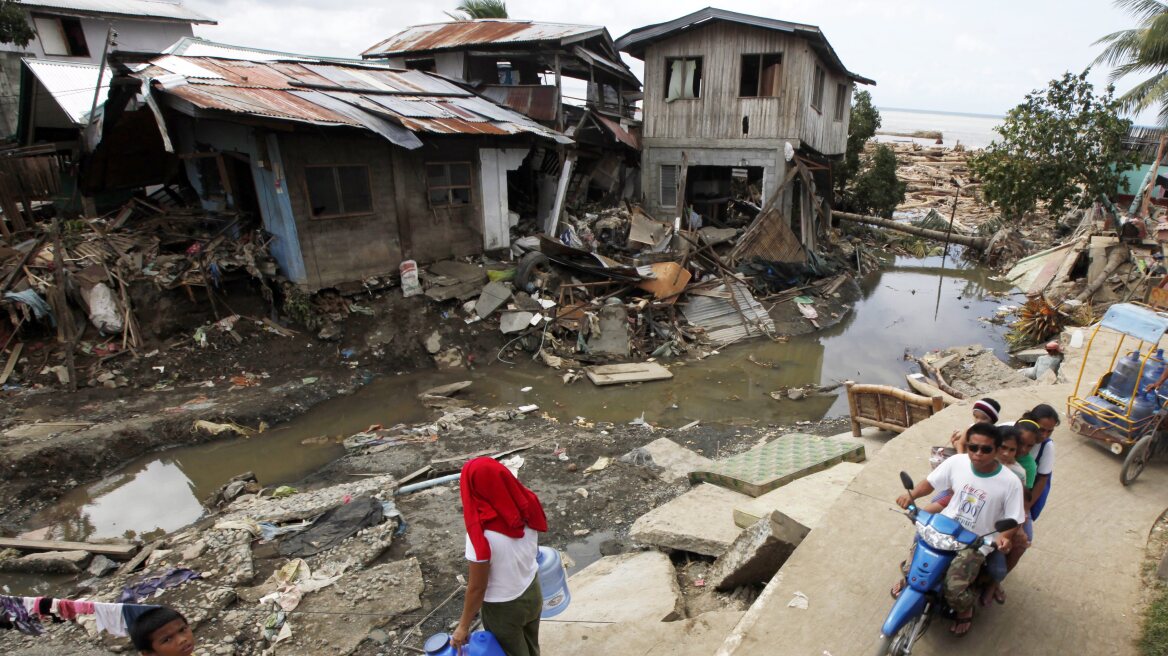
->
[1016,454,1037,488]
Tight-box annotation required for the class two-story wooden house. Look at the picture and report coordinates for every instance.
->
[616,8,873,239]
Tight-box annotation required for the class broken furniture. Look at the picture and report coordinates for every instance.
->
[844,382,944,437]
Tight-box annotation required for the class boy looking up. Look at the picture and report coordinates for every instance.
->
[129,607,195,656]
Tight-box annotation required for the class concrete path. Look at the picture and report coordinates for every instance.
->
[724,383,1168,656]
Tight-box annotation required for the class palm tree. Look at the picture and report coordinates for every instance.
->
[1095,0,1168,120]
[445,0,508,21]
[1096,0,1168,215]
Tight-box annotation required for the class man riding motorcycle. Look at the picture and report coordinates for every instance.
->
[892,422,1026,637]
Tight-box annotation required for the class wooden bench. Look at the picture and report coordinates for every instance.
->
[845,381,943,437]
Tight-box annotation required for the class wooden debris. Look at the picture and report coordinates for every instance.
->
[585,362,674,386]
[0,537,138,560]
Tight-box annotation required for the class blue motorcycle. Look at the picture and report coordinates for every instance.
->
[873,472,1018,656]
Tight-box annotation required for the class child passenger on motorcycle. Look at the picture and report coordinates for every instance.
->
[893,423,1026,637]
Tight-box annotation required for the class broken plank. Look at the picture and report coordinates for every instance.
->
[116,540,159,574]
[0,341,22,385]
[0,537,137,560]
[396,466,434,488]
[585,362,674,386]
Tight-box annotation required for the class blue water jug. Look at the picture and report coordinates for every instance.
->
[1130,391,1162,437]
[1081,395,1123,429]
[1106,350,1145,400]
[537,546,571,618]
[1140,349,1167,392]
[424,631,506,656]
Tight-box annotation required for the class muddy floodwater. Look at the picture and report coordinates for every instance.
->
[26,255,1016,543]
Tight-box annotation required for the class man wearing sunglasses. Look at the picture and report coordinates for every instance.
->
[895,423,1026,637]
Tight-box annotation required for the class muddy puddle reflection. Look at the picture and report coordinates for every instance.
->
[29,255,1015,542]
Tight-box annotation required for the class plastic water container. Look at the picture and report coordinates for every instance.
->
[1140,349,1167,392]
[423,631,505,656]
[1107,350,1145,400]
[536,546,571,618]
[1081,395,1123,429]
[1130,391,1162,436]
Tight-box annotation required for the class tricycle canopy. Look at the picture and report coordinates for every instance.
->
[1099,303,1168,343]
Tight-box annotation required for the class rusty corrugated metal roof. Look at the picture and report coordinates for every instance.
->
[594,114,640,150]
[132,52,570,147]
[362,20,604,57]
[478,85,558,122]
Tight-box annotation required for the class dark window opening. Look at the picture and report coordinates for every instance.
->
[305,165,373,218]
[427,162,473,207]
[811,65,826,111]
[684,165,764,225]
[739,53,782,97]
[834,83,848,121]
[34,15,89,57]
[665,57,702,100]
[405,58,436,73]
[742,115,749,135]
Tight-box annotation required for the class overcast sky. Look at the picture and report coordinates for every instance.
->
[184,0,1154,121]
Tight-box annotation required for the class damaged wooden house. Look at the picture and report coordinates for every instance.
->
[88,41,570,291]
[361,19,643,221]
[615,8,873,260]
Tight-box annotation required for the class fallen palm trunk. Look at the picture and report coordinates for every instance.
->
[835,211,988,250]
[1075,245,1129,303]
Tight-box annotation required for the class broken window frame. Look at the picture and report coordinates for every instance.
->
[303,164,374,219]
[664,57,702,100]
[32,14,89,57]
[811,65,826,112]
[660,164,680,208]
[426,161,474,209]
[834,83,848,121]
[739,53,783,98]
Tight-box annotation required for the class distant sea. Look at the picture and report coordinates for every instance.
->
[875,107,1004,150]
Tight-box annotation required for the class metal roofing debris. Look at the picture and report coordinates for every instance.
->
[478,85,558,122]
[132,53,570,146]
[164,37,345,63]
[17,0,215,24]
[681,280,776,346]
[615,7,874,85]
[594,114,640,150]
[362,19,605,57]
[24,58,112,125]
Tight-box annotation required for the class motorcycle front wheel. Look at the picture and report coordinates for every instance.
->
[872,611,931,656]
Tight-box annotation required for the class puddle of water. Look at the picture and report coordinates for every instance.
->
[30,255,1014,542]
[562,530,616,576]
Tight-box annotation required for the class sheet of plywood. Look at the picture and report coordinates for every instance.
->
[637,262,692,301]
[585,362,674,386]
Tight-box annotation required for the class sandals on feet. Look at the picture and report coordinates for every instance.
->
[890,579,906,600]
[951,613,974,637]
[994,587,1007,605]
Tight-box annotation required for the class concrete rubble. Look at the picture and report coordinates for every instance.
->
[630,483,750,556]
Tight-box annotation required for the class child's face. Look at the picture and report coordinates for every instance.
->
[997,439,1018,465]
[972,409,992,423]
[145,619,195,656]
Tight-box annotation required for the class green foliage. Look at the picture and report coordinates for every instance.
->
[445,0,508,20]
[969,71,1136,220]
[1095,0,1168,121]
[835,89,880,195]
[1141,583,1168,656]
[0,2,33,47]
[846,144,906,218]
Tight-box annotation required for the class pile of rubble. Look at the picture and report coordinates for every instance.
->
[0,191,279,391]
[410,204,852,380]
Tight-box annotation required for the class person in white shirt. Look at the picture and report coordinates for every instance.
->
[453,457,547,656]
[892,423,1026,637]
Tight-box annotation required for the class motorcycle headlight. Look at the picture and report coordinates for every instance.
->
[917,522,964,551]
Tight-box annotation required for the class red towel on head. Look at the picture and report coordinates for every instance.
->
[461,457,547,561]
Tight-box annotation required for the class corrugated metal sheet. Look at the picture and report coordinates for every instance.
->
[25,58,111,125]
[166,37,321,62]
[17,0,215,23]
[478,85,557,122]
[681,281,775,346]
[594,114,640,150]
[363,20,603,57]
[134,52,570,146]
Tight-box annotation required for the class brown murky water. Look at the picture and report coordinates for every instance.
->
[24,255,1016,545]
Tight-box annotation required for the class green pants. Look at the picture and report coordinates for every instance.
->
[481,576,542,656]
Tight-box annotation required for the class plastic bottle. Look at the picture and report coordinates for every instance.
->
[1140,349,1167,392]
[1106,350,1145,401]
[536,546,571,618]
[1082,394,1123,429]
[424,631,506,656]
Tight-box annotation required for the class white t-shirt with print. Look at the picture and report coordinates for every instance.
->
[927,453,1026,536]
[465,526,539,603]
